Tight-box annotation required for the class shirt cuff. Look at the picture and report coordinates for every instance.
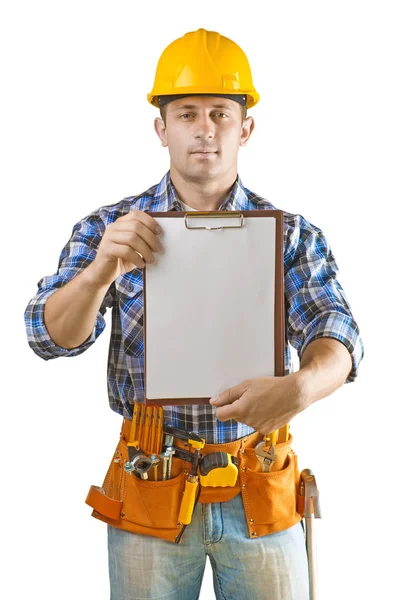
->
[299,311,364,383]
[25,288,102,360]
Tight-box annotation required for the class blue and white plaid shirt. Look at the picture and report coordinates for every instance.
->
[24,172,364,443]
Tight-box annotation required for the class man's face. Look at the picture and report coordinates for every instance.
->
[154,96,254,184]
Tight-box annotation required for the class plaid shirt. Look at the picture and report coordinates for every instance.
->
[24,172,364,443]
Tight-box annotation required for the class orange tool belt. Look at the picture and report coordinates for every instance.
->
[86,417,303,544]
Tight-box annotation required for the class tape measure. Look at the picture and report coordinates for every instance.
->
[199,452,238,487]
[178,450,238,526]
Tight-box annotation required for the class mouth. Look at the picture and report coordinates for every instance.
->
[190,150,218,155]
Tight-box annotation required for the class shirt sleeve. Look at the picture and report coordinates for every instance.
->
[24,211,114,360]
[284,214,364,382]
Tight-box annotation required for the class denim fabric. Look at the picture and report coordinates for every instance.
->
[108,493,309,599]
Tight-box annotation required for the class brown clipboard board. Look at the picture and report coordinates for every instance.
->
[143,210,284,406]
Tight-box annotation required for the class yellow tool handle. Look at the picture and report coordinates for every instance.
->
[127,440,140,451]
[130,403,140,444]
[199,454,238,487]
[264,424,290,447]
[138,406,146,445]
[278,424,290,443]
[178,477,199,525]
[149,407,159,454]
[134,403,143,444]
[156,407,163,455]
[264,430,278,445]
[143,406,152,452]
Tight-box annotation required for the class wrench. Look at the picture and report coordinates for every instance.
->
[255,441,276,472]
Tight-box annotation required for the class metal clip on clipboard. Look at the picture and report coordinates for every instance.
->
[185,212,244,231]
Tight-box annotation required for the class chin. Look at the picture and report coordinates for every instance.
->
[188,170,220,183]
[192,163,221,177]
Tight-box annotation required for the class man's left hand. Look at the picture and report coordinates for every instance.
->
[209,373,305,435]
[209,338,353,434]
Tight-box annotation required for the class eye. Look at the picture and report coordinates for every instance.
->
[214,112,228,118]
[180,113,194,120]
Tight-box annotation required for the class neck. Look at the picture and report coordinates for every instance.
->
[169,167,237,211]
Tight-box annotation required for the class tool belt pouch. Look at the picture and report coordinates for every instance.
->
[85,420,302,543]
[238,432,303,538]
[85,419,192,544]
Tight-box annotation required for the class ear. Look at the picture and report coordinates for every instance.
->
[154,117,168,147]
[240,116,255,147]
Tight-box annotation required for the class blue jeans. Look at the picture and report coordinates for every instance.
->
[108,492,309,599]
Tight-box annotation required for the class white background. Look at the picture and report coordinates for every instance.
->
[1,1,399,598]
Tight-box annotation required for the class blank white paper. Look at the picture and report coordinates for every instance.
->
[145,215,277,400]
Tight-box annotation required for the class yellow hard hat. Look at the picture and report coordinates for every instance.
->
[148,28,260,109]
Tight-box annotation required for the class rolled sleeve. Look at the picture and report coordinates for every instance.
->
[284,214,364,382]
[299,311,364,382]
[24,212,112,360]
[24,288,106,360]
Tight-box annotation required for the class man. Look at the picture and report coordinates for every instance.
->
[25,28,363,600]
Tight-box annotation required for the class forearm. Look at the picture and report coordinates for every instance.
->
[44,262,110,349]
[295,337,352,410]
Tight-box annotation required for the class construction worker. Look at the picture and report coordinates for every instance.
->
[24,29,363,600]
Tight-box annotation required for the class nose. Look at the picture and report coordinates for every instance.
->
[193,113,215,140]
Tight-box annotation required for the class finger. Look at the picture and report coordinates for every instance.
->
[108,241,147,269]
[119,210,163,236]
[109,231,155,264]
[113,220,163,255]
[209,380,249,406]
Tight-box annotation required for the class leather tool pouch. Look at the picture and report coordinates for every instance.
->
[238,432,303,538]
[85,418,302,544]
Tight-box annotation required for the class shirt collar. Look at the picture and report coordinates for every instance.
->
[153,171,250,212]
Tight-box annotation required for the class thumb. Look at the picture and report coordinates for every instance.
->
[209,380,249,407]
[213,399,242,422]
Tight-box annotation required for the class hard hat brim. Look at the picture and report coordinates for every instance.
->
[148,90,259,109]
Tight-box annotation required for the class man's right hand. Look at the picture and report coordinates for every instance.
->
[89,210,164,287]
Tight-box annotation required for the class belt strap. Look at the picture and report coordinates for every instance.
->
[85,485,122,521]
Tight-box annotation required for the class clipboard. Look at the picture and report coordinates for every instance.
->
[143,210,284,406]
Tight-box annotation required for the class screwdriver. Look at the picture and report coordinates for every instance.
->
[178,447,201,525]
[178,433,205,524]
